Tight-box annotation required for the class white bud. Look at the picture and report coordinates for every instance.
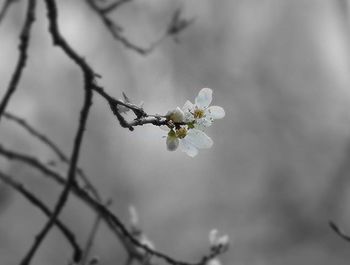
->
[208,229,229,248]
[217,234,229,247]
[206,258,221,265]
[129,205,139,229]
[209,229,219,246]
[166,107,185,123]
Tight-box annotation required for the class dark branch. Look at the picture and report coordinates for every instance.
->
[0,145,227,265]
[329,221,350,242]
[0,0,18,24]
[80,199,112,265]
[100,0,132,14]
[3,111,101,201]
[85,0,193,55]
[20,0,95,263]
[0,171,82,261]
[0,0,36,122]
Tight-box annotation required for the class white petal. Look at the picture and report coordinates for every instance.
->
[160,125,170,131]
[129,205,139,228]
[207,258,221,265]
[217,235,229,247]
[186,129,213,149]
[206,106,225,119]
[209,229,219,246]
[180,139,198,157]
[166,136,179,151]
[166,107,184,122]
[195,88,212,108]
[195,118,213,130]
[182,100,194,112]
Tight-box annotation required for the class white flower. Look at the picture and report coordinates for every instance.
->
[206,258,222,265]
[166,127,213,157]
[166,107,185,123]
[129,205,140,232]
[183,88,225,129]
[209,229,230,249]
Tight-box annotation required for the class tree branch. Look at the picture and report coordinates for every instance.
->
[0,171,82,261]
[3,111,101,202]
[329,221,350,242]
[0,0,18,24]
[0,0,36,122]
[0,145,227,265]
[85,0,193,55]
[20,0,95,263]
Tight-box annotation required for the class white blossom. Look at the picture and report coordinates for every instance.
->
[182,88,225,130]
[206,258,222,265]
[165,127,213,157]
[166,107,185,123]
[164,88,224,157]
[209,229,230,249]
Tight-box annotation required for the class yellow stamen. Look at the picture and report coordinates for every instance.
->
[176,127,187,139]
[194,108,205,119]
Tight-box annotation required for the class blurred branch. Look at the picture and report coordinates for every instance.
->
[100,0,132,14]
[0,170,82,262]
[0,0,224,263]
[20,0,95,263]
[85,0,193,55]
[0,144,227,265]
[80,199,112,265]
[0,0,18,24]
[0,0,36,122]
[329,221,350,242]
[3,111,101,202]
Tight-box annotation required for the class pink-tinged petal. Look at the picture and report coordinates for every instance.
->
[195,88,212,108]
[180,139,198,157]
[186,129,213,149]
[166,135,179,151]
[206,106,225,119]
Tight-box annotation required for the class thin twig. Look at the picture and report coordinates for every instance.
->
[81,199,112,265]
[85,0,193,55]
[3,111,101,201]
[0,0,19,24]
[0,170,82,261]
[20,0,95,263]
[0,0,36,122]
[0,145,227,265]
[329,221,350,242]
[100,0,131,14]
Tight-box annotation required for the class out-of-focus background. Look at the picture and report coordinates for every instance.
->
[1,0,350,264]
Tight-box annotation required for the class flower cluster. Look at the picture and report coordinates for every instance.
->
[207,229,230,265]
[165,88,225,157]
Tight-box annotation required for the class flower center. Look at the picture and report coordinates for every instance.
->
[194,108,205,119]
[176,127,187,139]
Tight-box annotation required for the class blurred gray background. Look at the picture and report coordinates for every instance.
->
[1,0,350,264]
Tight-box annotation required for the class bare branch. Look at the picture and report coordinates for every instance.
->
[85,0,193,55]
[20,0,96,263]
[0,170,82,262]
[80,199,112,265]
[0,145,227,265]
[0,0,36,122]
[0,0,19,24]
[329,221,350,242]
[100,0,132,14]
[3,111,101,201]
